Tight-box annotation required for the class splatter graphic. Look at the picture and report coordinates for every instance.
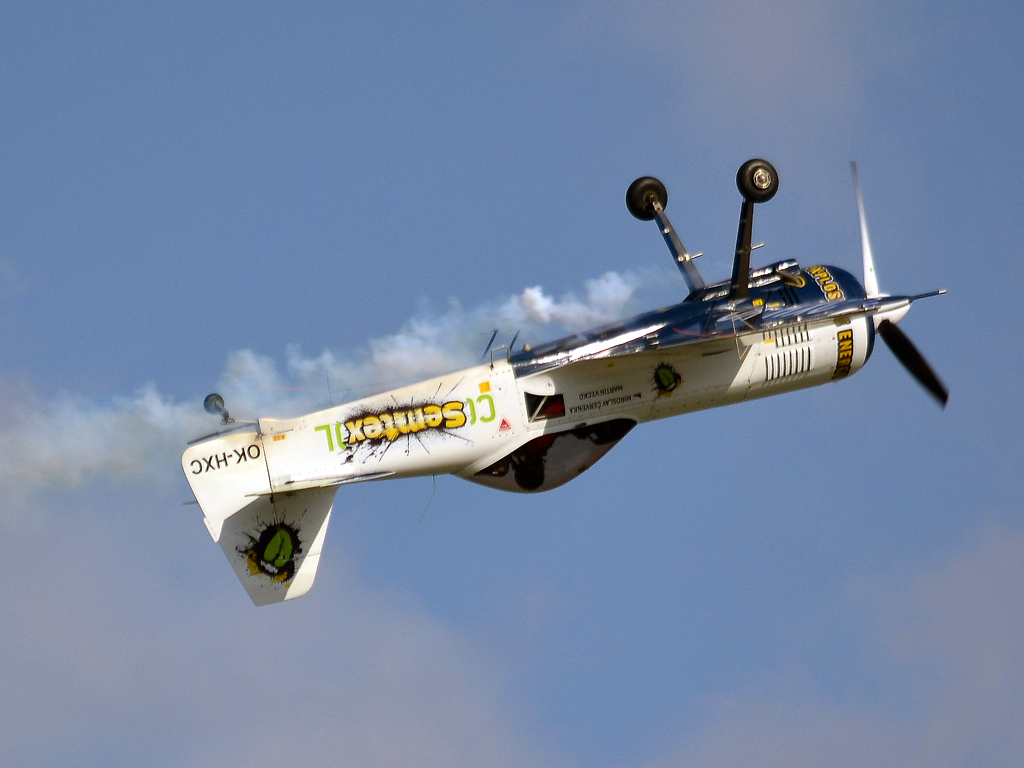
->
[313,396,474,461]
[653,363,682,396]
[340,401,466,447]
[241,522,302,583]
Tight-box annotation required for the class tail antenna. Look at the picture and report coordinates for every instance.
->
[481,329,499,360]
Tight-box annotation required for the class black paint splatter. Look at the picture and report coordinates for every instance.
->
[240,522,303,583]
[653,363,682,396]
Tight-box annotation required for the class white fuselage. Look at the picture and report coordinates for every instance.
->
[183,315,871,537]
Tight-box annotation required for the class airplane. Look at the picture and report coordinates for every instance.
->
[183,159,947,606]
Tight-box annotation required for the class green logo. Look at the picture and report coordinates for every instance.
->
[242,523,301,583]
[262,528,294,568]
[654,363,682,396]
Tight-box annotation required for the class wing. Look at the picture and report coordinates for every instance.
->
[754,294,917,328]
[512,293,922,378]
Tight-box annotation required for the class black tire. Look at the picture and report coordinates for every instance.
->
[736,159,779,203]
[626,176,668,220]
[513,457,546,491]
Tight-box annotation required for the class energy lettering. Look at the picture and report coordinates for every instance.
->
[833,328,854,379]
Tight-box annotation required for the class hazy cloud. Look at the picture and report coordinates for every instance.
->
[0,385,206,516]
[3,491,1017,766]
[560,0,877,154]
[649,530,1024,768]
[0,496,566,768]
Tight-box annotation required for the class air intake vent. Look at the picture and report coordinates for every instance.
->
[763,324,809,347]
[764,346,813,382]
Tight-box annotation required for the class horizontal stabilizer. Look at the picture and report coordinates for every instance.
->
[245,470,395,497]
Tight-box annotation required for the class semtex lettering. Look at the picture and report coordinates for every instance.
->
[314,401,468,451]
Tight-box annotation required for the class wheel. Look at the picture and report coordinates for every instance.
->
[626,176,668,220]
[736,159,779,203]
[513,456,545,491]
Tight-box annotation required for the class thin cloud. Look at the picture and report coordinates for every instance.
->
[649,530,1024,768]
[0,385,206,514]
[0,494,566,768]
[559,0,876,156]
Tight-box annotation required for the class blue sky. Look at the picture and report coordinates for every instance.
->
[1,2,1022,766]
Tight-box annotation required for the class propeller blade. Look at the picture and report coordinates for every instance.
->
[876,319,948,407]
[851,162,881,298]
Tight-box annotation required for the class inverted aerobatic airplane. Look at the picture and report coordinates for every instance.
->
[183,160,947,606]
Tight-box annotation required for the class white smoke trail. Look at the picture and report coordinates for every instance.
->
[0,384,208,515]
[225,269,667,415]
[0,269,673,515]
